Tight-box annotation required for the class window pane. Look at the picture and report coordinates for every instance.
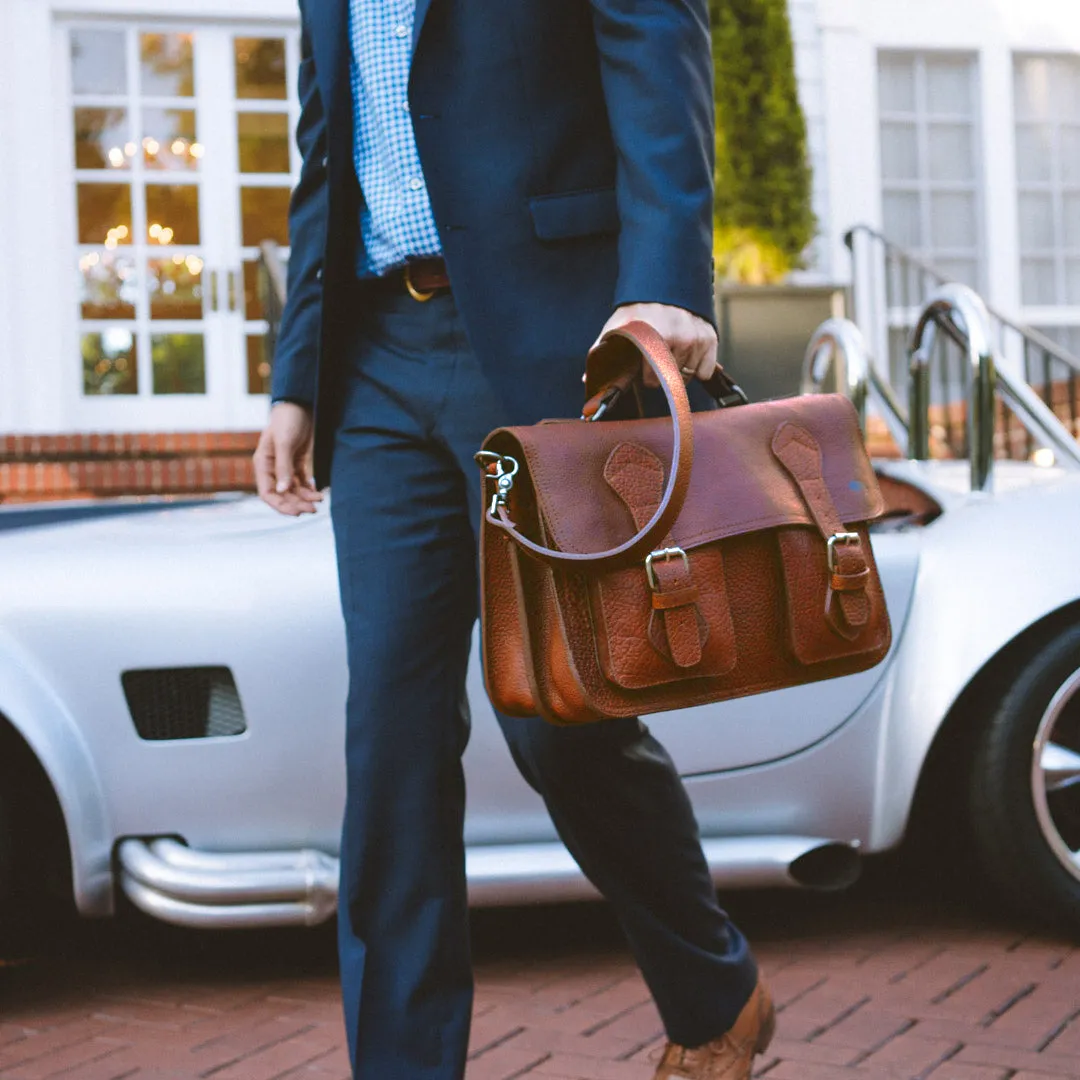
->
[148,255,204,319]
[1018,192,1055,250]
[240,186,290,245]
[235,38,287,100]
[71,29,127,96]
[1062,127,1080,185]
[77,183,132,245]
[151,333,205,393]
[1064,193,1080,249]
[880,122,918,181]
[883,191,922,248]
[142,109,199,171]
[79,251,137,319]
[74,108,129,170]
[1016,124,1054,183]
[140,33,194,97]
[933,258,978,289]
[878,54,915,113]
[242,260,264,319]
[83,329,137,395]
[145,185,200,245]
[1067,260,1080,305]
[1056,61,1080,121]
[237,112,291,174]
[247,334,272,394]
[930,192,977,249]
[1015,57,1051,121]
[1021,258,1057,304]
[925,58,973,116]
[928,123,975,181]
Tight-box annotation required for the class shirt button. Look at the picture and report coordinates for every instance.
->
[401,100,410,113]
[394,24,408,38]
[408,178,423,191]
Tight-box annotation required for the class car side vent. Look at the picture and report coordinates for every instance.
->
[121,667,247,741]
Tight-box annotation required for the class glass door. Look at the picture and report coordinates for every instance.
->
[66,20,299,431]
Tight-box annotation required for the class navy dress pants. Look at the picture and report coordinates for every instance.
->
[330,286,758,1079]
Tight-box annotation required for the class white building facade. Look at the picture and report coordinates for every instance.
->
[0,0,1078,437]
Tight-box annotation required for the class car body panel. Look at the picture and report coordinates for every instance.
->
[1,459,1079,917]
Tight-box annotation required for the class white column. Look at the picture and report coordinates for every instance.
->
[0,1,16,435]
[3,0,70,433]
[818,0,880,286]
[980,41,1023,376]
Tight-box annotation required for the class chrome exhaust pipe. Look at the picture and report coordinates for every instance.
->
[118,834,861,929]
[118,838,338,928]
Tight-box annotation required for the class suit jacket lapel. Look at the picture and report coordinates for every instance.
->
[307,0,351,133]
[413,0,434,51]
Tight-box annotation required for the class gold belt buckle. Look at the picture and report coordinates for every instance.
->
[403,262,436,303]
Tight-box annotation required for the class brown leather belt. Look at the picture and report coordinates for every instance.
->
[376,257,451,301]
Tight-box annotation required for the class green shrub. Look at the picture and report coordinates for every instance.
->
[710,0,816,282]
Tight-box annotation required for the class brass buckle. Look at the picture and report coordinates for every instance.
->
[827,532,861,573]
[645,547,689,591]
[403,263,436,302]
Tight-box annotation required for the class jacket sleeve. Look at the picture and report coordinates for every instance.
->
[588,0,716,325]
[270,10,329,406]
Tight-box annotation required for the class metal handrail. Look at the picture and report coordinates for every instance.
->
[846,224,1080,378]
[908,284,1080,492]
[804,290,1080,492]
[258,240,288,307]
[258,240,288,365]
[909,286,996,491]
[802,319,909,455]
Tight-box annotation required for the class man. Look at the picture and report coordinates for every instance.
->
[254,2,774,1077]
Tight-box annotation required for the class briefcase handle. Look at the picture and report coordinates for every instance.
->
[485,320,695,570]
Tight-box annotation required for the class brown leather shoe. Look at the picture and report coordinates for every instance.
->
[651,975,775,1080]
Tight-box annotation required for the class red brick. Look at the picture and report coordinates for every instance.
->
[927,1065,1011,1079]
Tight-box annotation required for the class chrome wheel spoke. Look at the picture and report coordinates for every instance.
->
[1041,742,1080,793]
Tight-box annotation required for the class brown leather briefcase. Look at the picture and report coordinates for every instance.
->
[476,320,891,725]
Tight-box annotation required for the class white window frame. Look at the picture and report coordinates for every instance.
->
[877,49,986,293]
[1013,51,1080,346]
[55,14,300,434]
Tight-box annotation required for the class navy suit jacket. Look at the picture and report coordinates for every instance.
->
[272,0,716,485]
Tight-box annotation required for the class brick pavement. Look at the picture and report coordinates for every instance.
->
[1,875,1079,1080]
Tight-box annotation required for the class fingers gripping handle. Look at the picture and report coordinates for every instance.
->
[487,321,696,570]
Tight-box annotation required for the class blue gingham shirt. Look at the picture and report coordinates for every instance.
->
[348,0,443,276]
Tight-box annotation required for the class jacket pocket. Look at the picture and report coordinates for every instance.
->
[528,187,619,241]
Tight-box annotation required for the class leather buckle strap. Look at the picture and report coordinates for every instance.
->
[645,547,690,592]
[772,422,873,638]
[403,258,450,301]
[826,532,861,573]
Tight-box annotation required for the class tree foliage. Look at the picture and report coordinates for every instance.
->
[710,0,816,282]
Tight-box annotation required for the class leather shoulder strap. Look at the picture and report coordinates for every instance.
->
[488,320,695,570]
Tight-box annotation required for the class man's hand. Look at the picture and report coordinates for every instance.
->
[592,303,718,387]
[254,402,323,516]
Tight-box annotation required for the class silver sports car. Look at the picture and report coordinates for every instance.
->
[4,284,1080,938]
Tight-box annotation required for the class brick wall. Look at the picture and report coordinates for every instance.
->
[0,433,259,503]
[1,400,1070,504]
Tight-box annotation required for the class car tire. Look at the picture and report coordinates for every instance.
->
[0,788,48,960]
[970,624,1080,932]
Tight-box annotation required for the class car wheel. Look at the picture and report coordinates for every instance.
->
[970,624,1080,932]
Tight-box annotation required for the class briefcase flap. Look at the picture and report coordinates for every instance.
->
[486,393,884,557]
